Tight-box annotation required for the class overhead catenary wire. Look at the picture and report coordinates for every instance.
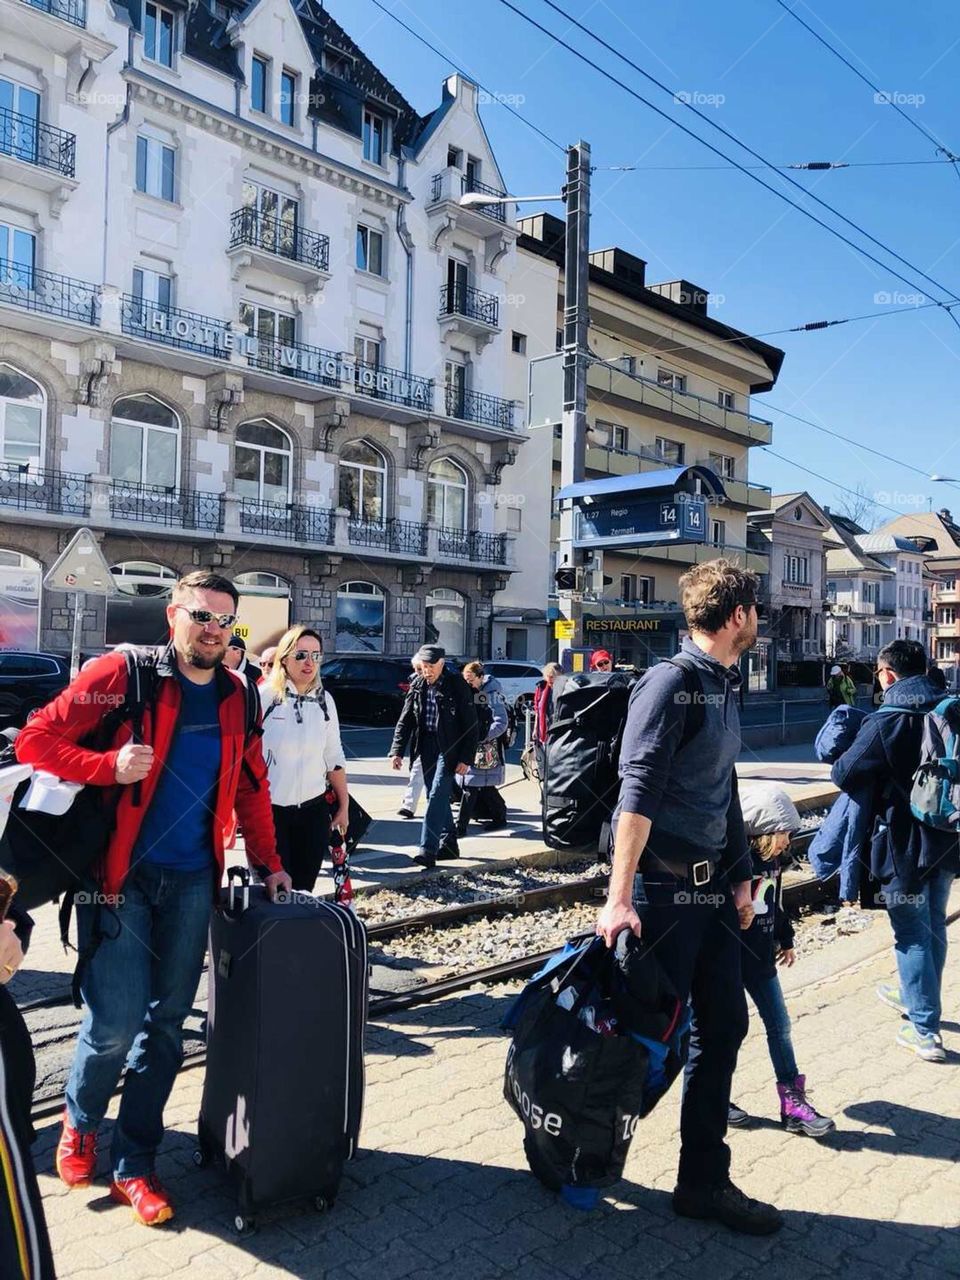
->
[771,0,960,164]
[598,157,959,172]
[364,0,566,154]
[494,0,960,324]
[761,447,916,516]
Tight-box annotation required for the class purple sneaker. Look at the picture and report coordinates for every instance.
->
[777,1075,835,1138]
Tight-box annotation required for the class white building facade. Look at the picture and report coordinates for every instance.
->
[0,0,527,655]
[824,519,930,661]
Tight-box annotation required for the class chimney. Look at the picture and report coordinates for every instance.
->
[588,247,646,289]
[648,279,710,315]
[938,508,953,521]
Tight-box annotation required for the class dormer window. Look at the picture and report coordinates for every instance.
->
[363,109,385,165]
[144,2,175,67]
[251,55,269,114]
[323,49,352,79]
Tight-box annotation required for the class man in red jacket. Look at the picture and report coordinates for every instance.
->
[16,570,291,1227]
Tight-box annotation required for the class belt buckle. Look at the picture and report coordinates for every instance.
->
[692,860,711,888]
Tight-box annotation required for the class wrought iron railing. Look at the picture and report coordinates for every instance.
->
[350,357,434,411]
[437,527,507,564]
[229,207,330,273]
[121,297,229,358]
[22,0,86,26]
[439,282,499,327]
[443,385,515,431]
[0,107,75,177]
[251,340,434,411]
[108,480,223,532]
[239,498,333,545]
[247,339,342,390]
[348,518,427,555]
[430,172,508,223]
[0,465,88,516]
[0,259,100,325]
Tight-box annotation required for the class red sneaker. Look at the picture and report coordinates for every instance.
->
[110,1175,174,1226]
[55,1113,98,1188]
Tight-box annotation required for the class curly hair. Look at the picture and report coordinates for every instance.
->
[679,558,759,634]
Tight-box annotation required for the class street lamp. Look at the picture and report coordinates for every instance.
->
[458,141,592,662]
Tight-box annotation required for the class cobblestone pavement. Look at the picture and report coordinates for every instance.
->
[32,916,960,1280]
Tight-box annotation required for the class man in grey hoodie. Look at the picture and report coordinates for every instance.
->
[597,558,782,1235]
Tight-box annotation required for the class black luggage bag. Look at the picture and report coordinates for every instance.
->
[197,869,367,1234]
[541,672,635,852]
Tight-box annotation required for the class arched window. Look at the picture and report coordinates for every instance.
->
[335,580,385,653]
[427,457,467,530]
[0,365,44,470]
[235,421,292,503]
[0,549,41,647]
[110,395,179,489]
[339,441,386,523]
[106,561,177,645]
[426,587,466,656]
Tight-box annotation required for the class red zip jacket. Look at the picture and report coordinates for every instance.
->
[14,644,281,897]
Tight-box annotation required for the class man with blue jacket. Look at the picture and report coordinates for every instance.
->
[597,559,781,1235]
[832,639,959,1062]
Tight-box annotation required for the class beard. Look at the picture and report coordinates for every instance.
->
[733,617,758,656]
[185,639,226,669]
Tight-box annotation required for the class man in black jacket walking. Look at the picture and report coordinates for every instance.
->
[390,645,478,868]
[832,639,959,1062]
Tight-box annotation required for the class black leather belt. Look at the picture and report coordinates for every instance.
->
[644,855,716,887]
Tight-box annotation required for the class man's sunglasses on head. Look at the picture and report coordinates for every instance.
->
[177,606,237,629]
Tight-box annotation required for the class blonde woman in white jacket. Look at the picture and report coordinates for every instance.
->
[259,625,350,890]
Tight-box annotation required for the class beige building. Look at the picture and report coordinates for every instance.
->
[873,508,960,668]
[747,493,836,669]
[514,214,783,671]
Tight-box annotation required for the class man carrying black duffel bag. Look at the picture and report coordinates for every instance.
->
[597,558,783,1235]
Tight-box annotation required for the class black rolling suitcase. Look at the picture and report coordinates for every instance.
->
[196,869,367,1234]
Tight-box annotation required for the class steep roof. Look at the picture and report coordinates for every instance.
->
[874,509,960,557]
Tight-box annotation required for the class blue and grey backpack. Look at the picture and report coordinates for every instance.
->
[879,696,960,829]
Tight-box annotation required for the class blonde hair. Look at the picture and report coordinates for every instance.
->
[266,624,323,700]
[757,829,783,860]
[463,661,485,678]
[542,662,562,679]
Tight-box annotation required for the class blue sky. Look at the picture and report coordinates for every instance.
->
[326,0,960,526]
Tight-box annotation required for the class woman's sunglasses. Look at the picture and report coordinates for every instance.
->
[291,649,322,662]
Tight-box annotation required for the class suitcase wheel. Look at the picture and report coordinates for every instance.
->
[314,1195,333,1213]
[233,1213,257,1237]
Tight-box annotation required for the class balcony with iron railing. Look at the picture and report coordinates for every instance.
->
[120,296,231,358]
[427,168,510,229]
[0,464,89,516]
[228,207,330,278]
[0,107,76,178]
[0,259,100,326]
[444,385,516,432]
[21,0,85,26]
[238,498,334,546]
[348,518,428,556]
[436,526,508,565]
[108,480,224,533]
[438,281,500,335]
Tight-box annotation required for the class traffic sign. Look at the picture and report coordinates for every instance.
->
[554,619,576,640]
[43,527,118,595]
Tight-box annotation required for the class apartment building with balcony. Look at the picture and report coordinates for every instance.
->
[0,0,527,655]
[823,514,931,661]
[747,492,836,671]
[513,214,784,671]
[871,508,960,669]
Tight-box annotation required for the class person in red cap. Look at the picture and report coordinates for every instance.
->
[590,649,613,672]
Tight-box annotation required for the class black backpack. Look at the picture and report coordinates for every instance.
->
[0,647,262,912]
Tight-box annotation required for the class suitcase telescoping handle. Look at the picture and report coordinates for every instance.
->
[226,866,251,915]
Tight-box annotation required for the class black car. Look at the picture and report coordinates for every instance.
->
[0,650,71,726]
[320,656,414,724]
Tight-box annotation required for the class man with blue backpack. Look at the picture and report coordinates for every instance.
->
[832,639,960,1062]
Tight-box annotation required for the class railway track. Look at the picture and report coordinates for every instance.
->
[27,827,835,1123]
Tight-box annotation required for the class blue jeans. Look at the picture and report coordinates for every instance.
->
[637,871,749,1189]
[885,868,955,1036]
[742,971,799,1084]
[419,739,457,856]
[66,863,213,1177]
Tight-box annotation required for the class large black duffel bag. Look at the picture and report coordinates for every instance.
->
[541,672,634,851]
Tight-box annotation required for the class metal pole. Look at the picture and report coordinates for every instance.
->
[780,699,787,745]
[70,590,85,681]
[556,141,591,664]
